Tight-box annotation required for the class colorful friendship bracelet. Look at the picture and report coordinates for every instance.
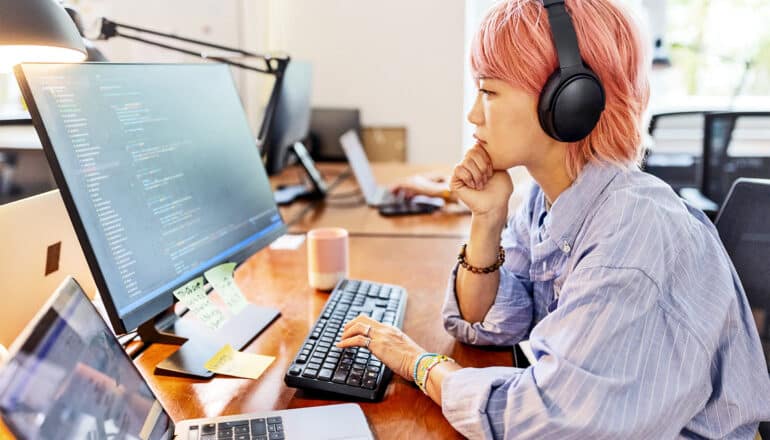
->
[413,352,439,385]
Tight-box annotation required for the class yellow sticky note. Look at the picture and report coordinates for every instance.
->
[172,276,227,331]
[204,262,248,315]
[204,344,275,380]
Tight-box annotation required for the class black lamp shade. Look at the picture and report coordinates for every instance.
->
[0,0,87,65]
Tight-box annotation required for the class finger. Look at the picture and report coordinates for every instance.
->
[468,149,493,180]
[462,157,486,188]
[342,314,376,331]
[336,334,370,349]
[340,321,372,340]
[453,165,476,190]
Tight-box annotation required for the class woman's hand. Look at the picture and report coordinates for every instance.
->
[451,144,513,218]
[337,315,425,381]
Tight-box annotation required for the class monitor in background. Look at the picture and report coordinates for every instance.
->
[15,63,287,377]
[262,60,312,175]
[714,178,770,375]
[309,107,361,161]
[0,189,97,347]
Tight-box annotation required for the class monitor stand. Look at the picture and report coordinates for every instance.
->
[138,303,280,378]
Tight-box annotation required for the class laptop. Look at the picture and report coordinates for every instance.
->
[339,130,444,210]
[0,277,374,440]
[0,190,97,347]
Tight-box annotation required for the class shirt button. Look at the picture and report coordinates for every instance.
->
[561,242,571,253]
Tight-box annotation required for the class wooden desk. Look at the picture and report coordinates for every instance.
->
[135,236,513,439]
[274,162,532,238]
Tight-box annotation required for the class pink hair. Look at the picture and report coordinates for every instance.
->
[470,0,650,178]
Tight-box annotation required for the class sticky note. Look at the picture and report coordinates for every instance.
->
[204,344,275,380]
[172,276,227,331]
[204,262,248,315]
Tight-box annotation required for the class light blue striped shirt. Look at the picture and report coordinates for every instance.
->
[441,161,770,439]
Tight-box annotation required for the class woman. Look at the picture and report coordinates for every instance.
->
[338,0,770,438]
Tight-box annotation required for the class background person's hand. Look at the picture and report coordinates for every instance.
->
[451,144,513,218]
[390,173,452,201]
[337,315,426,380]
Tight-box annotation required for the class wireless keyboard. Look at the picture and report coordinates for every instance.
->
[284,278,408,401]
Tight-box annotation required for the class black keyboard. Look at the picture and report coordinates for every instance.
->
[284,278,408,401]
[191,416,283,440]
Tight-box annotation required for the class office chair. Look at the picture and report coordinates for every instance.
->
[681,112,770,218]
[713,178,770,437]
[644,111,710,194]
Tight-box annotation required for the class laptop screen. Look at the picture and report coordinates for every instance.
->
[0,278,173,439]
[339,130,379,203]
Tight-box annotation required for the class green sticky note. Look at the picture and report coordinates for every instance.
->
[204,262,248,315]
[172,276,227,331]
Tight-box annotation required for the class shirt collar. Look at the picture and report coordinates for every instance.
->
[544,161,624,254]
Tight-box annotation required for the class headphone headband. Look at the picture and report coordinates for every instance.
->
[542,0,582,69]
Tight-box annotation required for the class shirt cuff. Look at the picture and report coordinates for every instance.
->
[442,366,523,439]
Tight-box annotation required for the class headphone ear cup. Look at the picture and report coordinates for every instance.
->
[538,70,606,142]
[537,70,563,140]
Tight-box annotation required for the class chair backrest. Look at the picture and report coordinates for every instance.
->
[714,178,770,437]
[702,112,770,204]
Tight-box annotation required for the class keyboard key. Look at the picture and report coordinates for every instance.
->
[253,437,267,440]
[250,419,267,435]
[302,368,318,378]
[347,376,362,387]
[234,435,249,440]
[267,417,282,424]
[268,433,284,440]
[202,424,216,434]
[234,425,249,435]
[332,369,348,383]
[288,366,302,376]
[318,368,334,381]
[363,377,377,389]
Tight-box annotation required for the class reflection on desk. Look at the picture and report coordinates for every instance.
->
[134,236,513,439]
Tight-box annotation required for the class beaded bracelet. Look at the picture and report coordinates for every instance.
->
[413,352,439,385]
[415,354,455,394]
[458,243,505,274]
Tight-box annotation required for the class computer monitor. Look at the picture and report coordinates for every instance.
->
[309,107,361,161]
[262,60,312,176]
[15,63,287,377]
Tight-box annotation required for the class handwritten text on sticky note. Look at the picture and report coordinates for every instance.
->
[204,262,248,315]
[172,276,227,330]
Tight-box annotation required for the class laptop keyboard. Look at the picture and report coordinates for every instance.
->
[190,416,283,440]
[284,279,408,400]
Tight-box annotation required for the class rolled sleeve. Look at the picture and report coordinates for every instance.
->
[442,264,533,346]
[442,367,525,439]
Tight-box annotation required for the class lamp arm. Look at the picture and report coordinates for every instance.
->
[97,17,289,151]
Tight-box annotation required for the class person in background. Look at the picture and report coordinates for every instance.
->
[339,0,770,438]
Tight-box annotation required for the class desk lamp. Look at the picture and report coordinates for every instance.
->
[0,0,86,66]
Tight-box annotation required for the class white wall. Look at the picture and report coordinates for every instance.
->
[73,0,467,164]
[264,0,466,164]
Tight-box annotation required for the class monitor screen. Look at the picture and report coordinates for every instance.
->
[15,63,286,333]
[0,278,173,439]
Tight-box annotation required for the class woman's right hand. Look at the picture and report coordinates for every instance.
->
[451,143,513,218]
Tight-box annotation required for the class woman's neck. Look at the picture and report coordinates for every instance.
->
[526,154,574,207]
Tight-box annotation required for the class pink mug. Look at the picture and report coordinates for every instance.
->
[307,228,349,290]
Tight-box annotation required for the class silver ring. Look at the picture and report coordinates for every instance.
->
[364,324,372,338]
[364,337,371,348]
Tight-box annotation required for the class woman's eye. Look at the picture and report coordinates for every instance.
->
[479,88,494,96]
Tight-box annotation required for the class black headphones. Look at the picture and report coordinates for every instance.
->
[537,0,605,142]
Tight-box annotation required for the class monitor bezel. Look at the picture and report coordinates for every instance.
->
[14,62,287,335]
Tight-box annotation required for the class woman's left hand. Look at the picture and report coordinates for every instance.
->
[337,315,426,380]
